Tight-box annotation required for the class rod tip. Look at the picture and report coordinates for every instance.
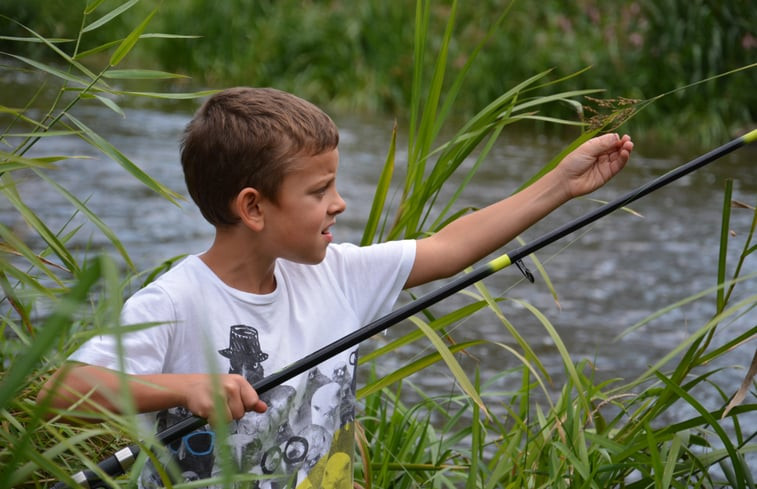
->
[744,128,757,144]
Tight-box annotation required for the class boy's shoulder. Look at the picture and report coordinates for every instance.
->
[299,240,415,271]
[144,254,206,286]
[130,254,210,302]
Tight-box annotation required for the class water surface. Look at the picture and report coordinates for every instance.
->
[2,94,755,433]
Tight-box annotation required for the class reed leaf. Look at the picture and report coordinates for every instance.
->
[101,68,190,80]
[716,179,733,314]
[1,177,78,274]
[360,300,492,364]
[34,169,135,270]
[469,283,549,380]
[0,259,101,410]
[627,293,757,393]
[89,93,125,116]
[109,7,156,67]
[358,340,485,400]
[106,88,220,100]
[2,53,92,88]
[361,122,397,245]
[82,0,138,33]
[65,113,182,204]
[0,152,63,172]
[653,370,749,487]
[411,316,489,417]
[1,15,102,83]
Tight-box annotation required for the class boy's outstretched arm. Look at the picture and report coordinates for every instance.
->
[37,364,267,423]
[406,133,633,288]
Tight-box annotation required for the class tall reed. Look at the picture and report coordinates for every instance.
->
[0,2,210,486]
[1,1,754,488]
[351,0,757,486]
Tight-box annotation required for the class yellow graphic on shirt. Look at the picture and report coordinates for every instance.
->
[297,422,354,488]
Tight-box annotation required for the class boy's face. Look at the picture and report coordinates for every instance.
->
[261,148,346,264]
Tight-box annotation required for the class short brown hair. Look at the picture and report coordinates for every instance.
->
[180,87,340,226]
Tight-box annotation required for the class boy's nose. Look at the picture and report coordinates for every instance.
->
[330,191,346,215]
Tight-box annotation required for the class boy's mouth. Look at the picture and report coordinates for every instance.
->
[321,220,338,243]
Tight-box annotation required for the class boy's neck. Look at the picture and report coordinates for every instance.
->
[200,227,277,295]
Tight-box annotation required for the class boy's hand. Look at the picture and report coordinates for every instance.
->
[181,373,267,423]
[556,133,634,199]
[406,132,634,289]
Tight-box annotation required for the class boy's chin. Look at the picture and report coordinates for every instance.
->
[291,250,329,265]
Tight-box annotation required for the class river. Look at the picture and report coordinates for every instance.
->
[2,90,756,460]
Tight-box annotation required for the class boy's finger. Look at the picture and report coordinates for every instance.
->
[240,384,267,413]
[250,399,268,413]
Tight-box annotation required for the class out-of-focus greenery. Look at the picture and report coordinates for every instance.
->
[2,0,755,148]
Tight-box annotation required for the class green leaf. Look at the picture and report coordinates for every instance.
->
[82,0,138,33]
[361,122,396,245]
[411,316,489,418]
[358,340,484,399]
[508,297,591,414]
[469,282,549,381]
[34,169,135,270]
[109,7,156,67]
[92,94,125,117]
[65,113,183,204]
[0,260,101,410]
[108,89,220,100]
[360,300,491,364]
[0,36,72,44]
[1,177,78,274]
[2,53,90,87]
[85,0,108,15]
[2,131,80,138]
[73,39,122,60]
[1,17,102,83]
[0,152,70,172]
[102,69,190,80]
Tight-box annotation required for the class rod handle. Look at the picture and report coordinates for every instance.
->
[50,445,139,489]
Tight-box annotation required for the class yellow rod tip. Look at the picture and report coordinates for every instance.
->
[744,129,757,144]
[489,254,512,272]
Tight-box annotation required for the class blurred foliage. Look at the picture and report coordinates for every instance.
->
[2,0,755,147]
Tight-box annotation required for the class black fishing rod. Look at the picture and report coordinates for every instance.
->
[52,129,756,489]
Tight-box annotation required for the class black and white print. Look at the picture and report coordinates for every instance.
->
[142,324,357,488]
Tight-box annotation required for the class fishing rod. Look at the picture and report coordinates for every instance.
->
[52,129,756,489]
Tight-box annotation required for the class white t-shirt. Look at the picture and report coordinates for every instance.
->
[71,240,416,488]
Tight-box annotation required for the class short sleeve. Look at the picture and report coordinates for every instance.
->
[69,283,177,375]
[325,240,416,324]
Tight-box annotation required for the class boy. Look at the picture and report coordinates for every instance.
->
[39,87,633,488]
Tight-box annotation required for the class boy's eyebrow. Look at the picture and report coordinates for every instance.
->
[313,174,337,186]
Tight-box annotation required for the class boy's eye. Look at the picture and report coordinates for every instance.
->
[314,182,332,195]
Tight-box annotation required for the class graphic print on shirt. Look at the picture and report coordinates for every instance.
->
[143,324,358,488]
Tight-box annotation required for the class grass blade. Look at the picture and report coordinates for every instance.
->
[65,113,182,204]
[82,0,138,33]
[109,7,156,67]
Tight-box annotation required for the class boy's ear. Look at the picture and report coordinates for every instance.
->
[234,187,265,231]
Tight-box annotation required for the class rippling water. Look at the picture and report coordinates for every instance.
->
[3,97,755,437]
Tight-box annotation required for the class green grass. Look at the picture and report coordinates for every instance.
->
[1,1,755,488]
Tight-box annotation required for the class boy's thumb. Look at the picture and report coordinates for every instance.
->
[603,132,621,144]
[589,133,621,152]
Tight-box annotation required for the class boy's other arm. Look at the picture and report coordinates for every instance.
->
[37,364,267,423]
[406,133,633,288]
